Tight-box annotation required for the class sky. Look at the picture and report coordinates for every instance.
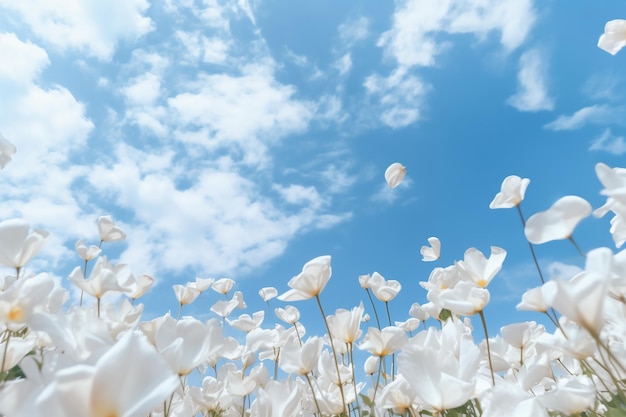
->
[1,0,625,334]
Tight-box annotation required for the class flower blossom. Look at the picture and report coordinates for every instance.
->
[489,175,530,209]
[385,162,406,188]
[420,236,441,261]
[278,255,332,301]
[0,132,16,169]
[524,195,591,244]
[0,219,49,270]
[598,19,626,55]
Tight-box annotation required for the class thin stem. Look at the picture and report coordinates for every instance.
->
[315,295,347,415]
[305,372,323,416]
[365,288,382,330]
[568,236,586,258]
[384,301,396,381]
[1,332,10,375]
[348,342,361,415]
[478,310,495,385]
[177,303,183,320]
[516,204,546,284]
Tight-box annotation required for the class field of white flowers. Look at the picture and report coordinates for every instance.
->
[0,19,626,417]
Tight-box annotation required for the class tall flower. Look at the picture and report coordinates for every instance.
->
[489,175,530,209]
[0,219,49,271]
[278,255,332,301]
[97,215,126,243]
[524,196,592,244]
[457,246,506,288]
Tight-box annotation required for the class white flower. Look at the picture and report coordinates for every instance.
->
[489,175,530,209]
[385,162,406,188]
[0,132,17,169]
[598,19,626,55]
[524,196,591,244]
[420,237,441,261]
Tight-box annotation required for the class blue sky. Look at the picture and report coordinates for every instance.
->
[1,0,625,333]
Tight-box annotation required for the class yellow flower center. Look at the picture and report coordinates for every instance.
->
[477,279,487,288]
[8,305,23,322]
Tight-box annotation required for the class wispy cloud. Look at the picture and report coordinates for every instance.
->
[0,0,154,60]
[369,0,537,128]
[589,128,626,155]
[507,48,554,112]
[544,105,626,131]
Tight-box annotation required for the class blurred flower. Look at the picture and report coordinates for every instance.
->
[227,311,265,333]
[429,280,490,316]
[378,375,418,415]
[0,219,49,270]
[385,162,406,189]
[212,278,235,295]
[275,305,300,325]
[75,239,101,261]
[489,175,530,209]
[524,196,591,244]
[539,376,596,415]
[278,255,332,301]
[97,215,126,243]
[173,284,201,305]
[598,19,626,55]
[420,236,441,261]
[542,248,611,335]
[0,132,16,169]
[69,256,127,299]
[259,287,278,301]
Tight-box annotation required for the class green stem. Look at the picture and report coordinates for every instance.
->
[365,288,382,330]
[478,310,495,385]
[315,295,347,415]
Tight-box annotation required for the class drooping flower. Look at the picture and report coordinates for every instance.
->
[489,175,530,209]
[0,219,49,270]
[385,162,406,189]
[97,215,126,243]
[420,236,441,261]
[598,19,626,55]
[277,255,332,301]
[524,196,592,244]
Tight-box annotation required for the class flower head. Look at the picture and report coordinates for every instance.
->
[420,237,441,262]
[97,215,126,243]
[489,175,530,209]
[278,255,332,301]
[0,219,49,269]
[598,19,626,55]
[385,162,406,189]
[524,195,591,244]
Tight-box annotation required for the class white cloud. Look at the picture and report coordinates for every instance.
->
[507,48,554,112]
[378,0,536,69]
[0,33,49,84]
[590,128,626,155]
[175,31,230,65]
[544,105,625,131]
[338,16,370,47]
[369,0,536,128]
[168,66,316,166]
[364,68,429,128]
[334,53,352,76]
[0,0,154,60]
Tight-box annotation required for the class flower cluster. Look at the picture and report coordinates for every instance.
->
[1,22,626,417]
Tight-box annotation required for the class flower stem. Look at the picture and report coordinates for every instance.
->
[516,205,546,284]
[315,294,348,415]
[478,310,495,385]
[365,288,382,330]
